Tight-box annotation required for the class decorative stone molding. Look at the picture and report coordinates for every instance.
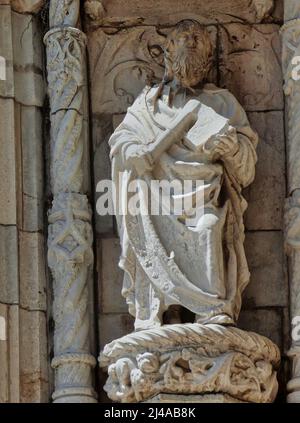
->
[282,0,300,403]
[100,324,280,403]
[44,0,97,403]
[45,27,86,195]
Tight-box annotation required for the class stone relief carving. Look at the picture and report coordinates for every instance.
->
[88,27,166,115]
[219,23,283,112]
[101,324,280,403]
[88,26,216,115]
[99,20,280,402]
[84,0,106,22]
[84,0,274,27]
[45,0,96,403]
[45,27,86,194]
[88,22,282,116]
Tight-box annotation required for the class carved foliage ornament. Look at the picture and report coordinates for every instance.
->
[88,27,166,114]
[44,28,87,194]
[106,351,277,403]
[44,28,86,113]
[48,194,93,353]
[84,0,274,25]
[100,324,280,403]
[45,0,96,402]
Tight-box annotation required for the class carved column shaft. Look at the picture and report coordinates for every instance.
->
[282,0,300,403]
[44,0,97,403]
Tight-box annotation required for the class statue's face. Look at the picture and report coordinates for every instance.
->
[164,22,213,88]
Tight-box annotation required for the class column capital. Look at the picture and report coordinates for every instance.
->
[44,26,87,46]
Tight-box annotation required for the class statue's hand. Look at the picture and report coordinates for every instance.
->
[211,127,239,158]
[126,147,154,176]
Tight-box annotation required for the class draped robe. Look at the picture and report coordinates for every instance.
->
[109,83,258,330]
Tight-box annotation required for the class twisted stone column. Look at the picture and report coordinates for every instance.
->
[282,0,300,403]
[44,0,97,403]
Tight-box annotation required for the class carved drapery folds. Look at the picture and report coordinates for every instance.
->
[44,0,96,403]
[98,15,281,403]
[282,0,300,403]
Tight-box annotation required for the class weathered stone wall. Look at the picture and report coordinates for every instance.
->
[84,0,289,401]
[0,1,50,402]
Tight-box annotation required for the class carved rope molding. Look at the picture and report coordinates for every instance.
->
[282,0,300,404]
[44,0,97,403]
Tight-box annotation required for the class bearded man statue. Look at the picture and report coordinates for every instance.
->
[109,20,258,330]
[100,20,281,405]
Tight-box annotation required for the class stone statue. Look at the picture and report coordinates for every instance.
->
[100,20,280,403]
[109,20,258,330]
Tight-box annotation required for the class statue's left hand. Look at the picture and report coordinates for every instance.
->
[212,127,239,158]
[126,149,154,176]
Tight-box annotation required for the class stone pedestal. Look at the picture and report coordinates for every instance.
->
[99,323,280,403]
[145,394,245,403]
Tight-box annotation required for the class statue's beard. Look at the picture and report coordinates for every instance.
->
[168,50,209,88]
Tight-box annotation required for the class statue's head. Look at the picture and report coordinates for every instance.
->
[164,20,213,88]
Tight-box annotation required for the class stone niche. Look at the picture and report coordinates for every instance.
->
[84,0,288,402]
